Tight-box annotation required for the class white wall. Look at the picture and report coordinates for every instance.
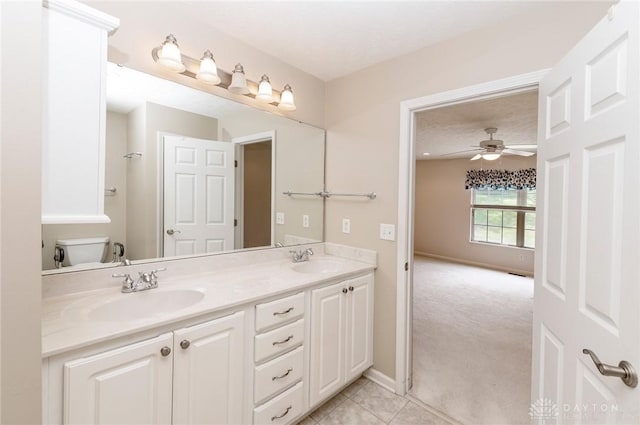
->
[414,157,536,275]
[88,1,326,128]
[324,3,609,379]
[42,111,128,270]
[0,1,42,422]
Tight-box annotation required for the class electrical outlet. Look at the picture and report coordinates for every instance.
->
[342,218,351,234]
[276,212,285,225]
[380,223,395,241]
[302,214,309,228]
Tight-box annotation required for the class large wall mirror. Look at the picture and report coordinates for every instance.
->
[42,63,325,272]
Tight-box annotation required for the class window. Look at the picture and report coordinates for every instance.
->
[471,188,536,249]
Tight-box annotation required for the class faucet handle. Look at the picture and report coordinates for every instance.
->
[150,267,167,278]
[305,248,314,256]
[112,273,134,290]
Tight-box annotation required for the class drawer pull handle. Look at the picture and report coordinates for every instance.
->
[271,405,292,421]
[342,288,348,294]
[349,286,354,292]
[273,307,294,316]
[180,340,190,349]
[272,368,293,381]
[160,346,171,357]
[272,335,294,346]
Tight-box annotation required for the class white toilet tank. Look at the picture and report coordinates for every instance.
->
[55,237,109,267]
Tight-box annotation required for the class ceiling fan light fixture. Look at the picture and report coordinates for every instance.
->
[481,152,501,161]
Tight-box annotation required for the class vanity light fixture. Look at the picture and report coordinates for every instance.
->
[157,34,186,73]
[256,75,274,103]
[278,84,296,111]
[228,63,250,94]
[152,34,297,111]
[196,50,221,85]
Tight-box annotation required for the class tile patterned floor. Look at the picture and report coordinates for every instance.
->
[297,377,454,425]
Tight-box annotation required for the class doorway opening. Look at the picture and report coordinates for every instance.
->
[394,71,548,423]
[232,131,276,249]
[409,90,538,424]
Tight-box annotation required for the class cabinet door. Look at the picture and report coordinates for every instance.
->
[309,282,347,407]
[173,311,245,425]
[345,274,374,382]
[63,333,173,425]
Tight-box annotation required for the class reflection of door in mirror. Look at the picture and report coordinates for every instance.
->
[162,135,235,257]
[233,132,276,250]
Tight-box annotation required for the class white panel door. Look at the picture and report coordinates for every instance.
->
[63,333,173,425]
[533,2,640,423]
[309,282,347,408]
[164,135,235,257]
[345,275,374,382]
[172,312,245,425]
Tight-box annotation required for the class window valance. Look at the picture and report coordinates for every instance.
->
[465,168,536,190]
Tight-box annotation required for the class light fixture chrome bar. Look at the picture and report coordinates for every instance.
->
[151,47,283,104]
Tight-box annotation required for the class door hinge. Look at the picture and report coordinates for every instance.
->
[234,160,238,168]
[234,219,238,227]
[404,262,409,271]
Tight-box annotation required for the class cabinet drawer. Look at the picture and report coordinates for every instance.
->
[255,292,304,332]
[254,346,304,405]
[255,319,304,363]
[254,381,304,425]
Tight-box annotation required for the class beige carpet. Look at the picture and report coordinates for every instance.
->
[410,256,533,425]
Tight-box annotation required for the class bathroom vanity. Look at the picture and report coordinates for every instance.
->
[41,244,375,424]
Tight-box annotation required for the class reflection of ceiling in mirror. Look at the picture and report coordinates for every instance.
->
[106,62,247,118]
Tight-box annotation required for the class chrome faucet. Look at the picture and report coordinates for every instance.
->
[289,248,314,263]
[112,267,166,293]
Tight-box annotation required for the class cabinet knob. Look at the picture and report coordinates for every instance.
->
[348,286,354,292]
[342,288,348,294]
[160,346,171,357]
[180,339,191,349]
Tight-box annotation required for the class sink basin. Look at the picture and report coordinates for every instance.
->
[291,259,348,274]
[88,289,205,321]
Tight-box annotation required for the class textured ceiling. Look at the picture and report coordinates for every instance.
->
[415,90,538,160]
[177,1,594,81]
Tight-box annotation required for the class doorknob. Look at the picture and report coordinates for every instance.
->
[582,349,637,388]
[166,229,181,235]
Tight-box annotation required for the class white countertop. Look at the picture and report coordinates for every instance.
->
[42,253,375,358]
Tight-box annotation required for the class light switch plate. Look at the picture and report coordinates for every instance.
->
[380,223,395,241]
[302,214,309,228]
[276,212,285,225]
[342,218,351,234]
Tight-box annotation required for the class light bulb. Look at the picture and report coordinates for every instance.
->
[278,84,296,111]
[228,63,250,95]
[157,34,185,73]
[196,50,221,85]
[256,74,274,103]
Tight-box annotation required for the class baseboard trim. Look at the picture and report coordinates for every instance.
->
[363,368,396,393]
[413,251,534,277]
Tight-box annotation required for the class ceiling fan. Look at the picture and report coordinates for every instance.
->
[448,128,537,161]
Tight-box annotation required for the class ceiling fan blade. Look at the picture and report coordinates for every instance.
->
[505,144,537,150]
[502,148,535,157]
[470,154,482,161]
[438,148,482,157]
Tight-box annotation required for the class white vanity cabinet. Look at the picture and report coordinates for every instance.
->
[54,312,245,425]
[173,312,245,424]
[309,273,374,408]
[63,333,174,424]
[253,292,307,425]
[42,0,119,223]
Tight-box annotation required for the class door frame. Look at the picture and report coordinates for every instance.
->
[394,70,549,395]
[231,130,277,249]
